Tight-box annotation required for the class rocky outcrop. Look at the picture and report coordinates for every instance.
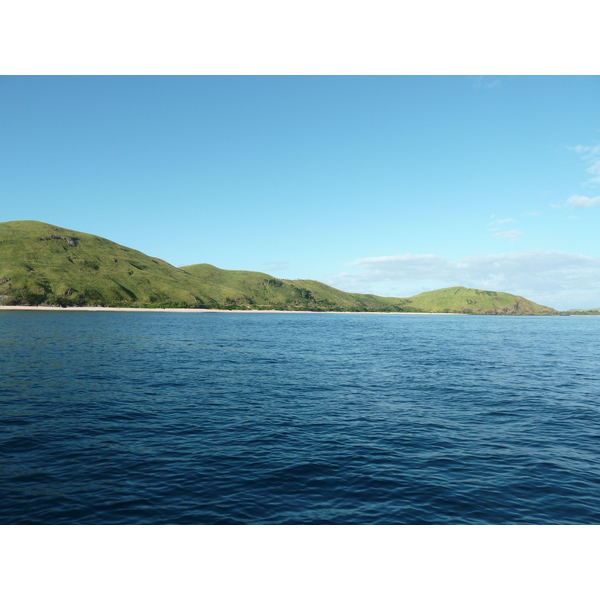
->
[38,233,77,246]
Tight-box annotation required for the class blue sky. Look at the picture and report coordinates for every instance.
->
[2,76,599,309]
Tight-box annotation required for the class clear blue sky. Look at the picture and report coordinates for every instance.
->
[2,76,599,309]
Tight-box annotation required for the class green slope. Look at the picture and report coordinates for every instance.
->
[180,263,412,311]
[0,220,558,314]
[405,286,557,315]
[0,220,244,307]
[180,265,557,314]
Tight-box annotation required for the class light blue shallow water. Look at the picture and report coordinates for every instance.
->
[1,311,599,524]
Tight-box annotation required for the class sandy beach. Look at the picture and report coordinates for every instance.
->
[0,305,448,315]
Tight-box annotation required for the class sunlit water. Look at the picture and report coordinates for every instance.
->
[1,311,599,524]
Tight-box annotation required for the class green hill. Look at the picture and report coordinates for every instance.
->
[0,220,558,314]
[180,263,412,312]
[0,220,241,308]
[406,286,557,315]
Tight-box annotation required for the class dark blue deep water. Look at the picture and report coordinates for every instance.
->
[1,311,599,524]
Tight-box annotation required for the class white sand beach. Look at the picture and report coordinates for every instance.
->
[0,305,447,315]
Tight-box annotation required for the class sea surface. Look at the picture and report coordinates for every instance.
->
[1,311,599,524]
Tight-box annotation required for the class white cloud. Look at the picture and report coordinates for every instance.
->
[263,261,289,271]
[324,250,600,310]
[588,160,600,180]
[567,195,600,208]
[560,144,600,208]
[492,229,523,242]
[488,218,516,225]
[473,76,502,90]
[570,143,600,187]
[571,144,600,154]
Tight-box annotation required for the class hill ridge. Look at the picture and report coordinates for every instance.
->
[0,220,558,314]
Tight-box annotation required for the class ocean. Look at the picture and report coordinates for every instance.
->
[1,310,599,524]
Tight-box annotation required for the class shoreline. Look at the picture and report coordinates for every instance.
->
[0,305,454,315]
[0,306,584,315]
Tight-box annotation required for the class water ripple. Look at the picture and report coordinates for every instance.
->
[1,312,599,523]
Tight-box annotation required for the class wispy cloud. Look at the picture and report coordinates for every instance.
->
[588,163,600,183]
[570,144,600,154]
[570,143,600,186]
[473,76,502,90]
[486,218,521,242]
[556,144,600,208]
[324,250,600,310]
[488,218,516,226]
[492,229,523,242]
[263,261,289,271]
[567,195,600,208]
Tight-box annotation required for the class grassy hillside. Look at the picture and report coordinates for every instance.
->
[180,263,412,311]
[0,220,396,310]
[0,220,243,307]
[1,220,558,314]
[405,286,557,315]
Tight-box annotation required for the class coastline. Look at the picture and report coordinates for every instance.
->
[0,305,451,315]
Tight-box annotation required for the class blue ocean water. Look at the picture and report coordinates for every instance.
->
[1,311,599,524]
